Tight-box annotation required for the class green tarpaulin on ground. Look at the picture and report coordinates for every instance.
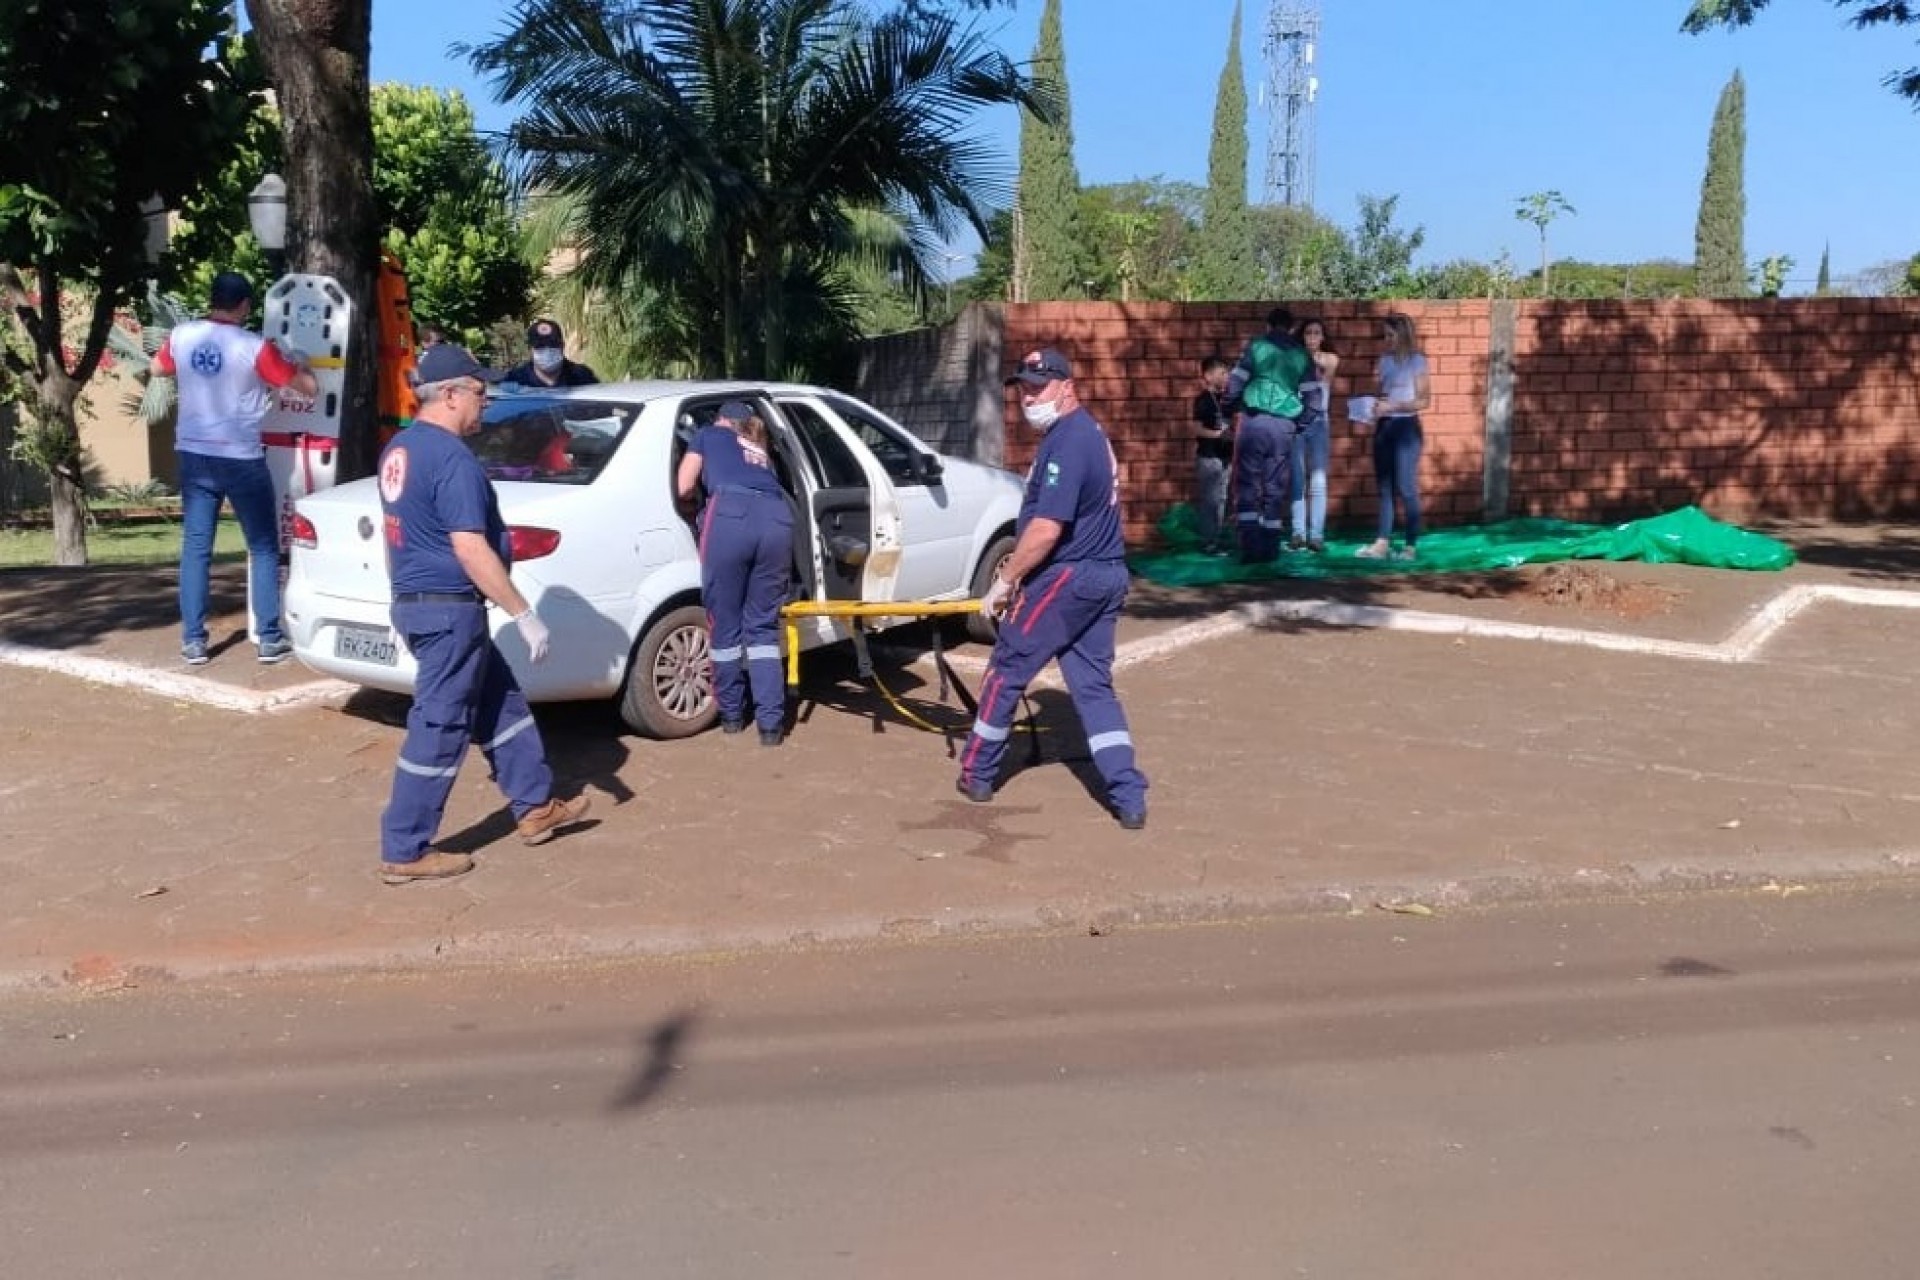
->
[1131,504,1796,586]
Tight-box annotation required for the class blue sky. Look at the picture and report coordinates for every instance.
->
[370,1,1918,289]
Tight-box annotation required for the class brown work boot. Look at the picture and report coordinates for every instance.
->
[517,793,592,846]
[379,850,476,886]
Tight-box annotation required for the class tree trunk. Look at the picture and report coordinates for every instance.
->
[32,376,90,567]
[244,0,380,482]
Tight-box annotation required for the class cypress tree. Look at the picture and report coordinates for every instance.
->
[1815,243,1832,295]
[1694,70,1747,298]
[1014,0,1087,300]
[1193,1,1255,300]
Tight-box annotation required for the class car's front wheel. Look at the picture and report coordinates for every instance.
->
[620,604,717,738]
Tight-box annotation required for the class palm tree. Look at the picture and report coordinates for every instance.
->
[1514,190,1576,297]
[463,0,1046,379]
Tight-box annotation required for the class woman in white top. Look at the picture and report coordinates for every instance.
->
[1289,317,1338,552]
[1358,312,1430,560]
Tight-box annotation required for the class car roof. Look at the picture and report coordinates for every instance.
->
[492,378,856,404]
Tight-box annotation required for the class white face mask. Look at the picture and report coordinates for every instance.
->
[532,347,564,373]
[1022,399,1061,431]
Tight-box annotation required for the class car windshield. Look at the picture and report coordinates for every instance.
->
[468,397,635,484]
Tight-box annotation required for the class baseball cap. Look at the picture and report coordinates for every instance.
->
[715,400,756,424]
[412,344,504,386]
[527,318,565,349]
[209,271,254,310]
[1005,347,1072,388]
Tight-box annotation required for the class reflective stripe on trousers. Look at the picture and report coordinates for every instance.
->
[380,599,553,863]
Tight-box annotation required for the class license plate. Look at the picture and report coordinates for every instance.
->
[333,624,398,666]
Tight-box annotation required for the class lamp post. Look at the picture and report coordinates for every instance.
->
[247,173,288,280]
[139,195,171,270]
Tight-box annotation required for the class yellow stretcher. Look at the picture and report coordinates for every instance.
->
[776,598,1041,757]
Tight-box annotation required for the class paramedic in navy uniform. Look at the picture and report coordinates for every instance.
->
[956,348,1149,830]
[374,344,592,884]
[677,400,794,745]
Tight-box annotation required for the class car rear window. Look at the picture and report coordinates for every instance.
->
[468,398,634,484]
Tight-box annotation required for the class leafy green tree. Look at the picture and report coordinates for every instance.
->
[1695,70,1748,297]
[1015,0,1088,300]
[1550,259,1697,299]
[1249,201,1348,297]
[152,82,528,352]
[1752,252,1795,297]
[0,0,253,564]
[1326,194,1427,298]
[371,85,531,346]
[245,0,382,480]
[1514,190,1576,297]
[1192,1,1256,300]
[1682,2,1920,102]
[1081,180,1201,300]
[467,0,1039,378]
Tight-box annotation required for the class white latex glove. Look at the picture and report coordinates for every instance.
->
[514,608,551,663]
[980,574,1016,619]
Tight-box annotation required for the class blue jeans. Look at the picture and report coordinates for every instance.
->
[177,449,284,647]
[1289,412,1330,542]
[1372,415,1424,545]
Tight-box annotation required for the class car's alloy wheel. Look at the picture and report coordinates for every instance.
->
[620,604,717,738]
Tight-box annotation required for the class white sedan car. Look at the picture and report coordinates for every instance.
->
[285,381,1022,737]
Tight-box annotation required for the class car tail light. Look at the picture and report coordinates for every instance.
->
[289,512,317,550]
[509,525,562,561]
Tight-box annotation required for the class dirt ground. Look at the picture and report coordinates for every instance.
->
[2,518,1917,988]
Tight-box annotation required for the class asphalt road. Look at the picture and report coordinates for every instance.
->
[4,885,1918,1280]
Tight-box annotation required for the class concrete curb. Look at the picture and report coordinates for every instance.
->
[12,850,1919,994]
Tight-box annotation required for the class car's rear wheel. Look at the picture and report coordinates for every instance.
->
[965,533,1017,645]
[620,604,717,738]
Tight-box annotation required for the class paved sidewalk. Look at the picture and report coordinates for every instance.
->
[2,522,1917,991]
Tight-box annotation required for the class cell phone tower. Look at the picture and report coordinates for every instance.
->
[1262,2,1321,209]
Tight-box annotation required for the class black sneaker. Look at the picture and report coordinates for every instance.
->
[1117,807,1147,831]
[955,776,994,804]
[720,719,746,735]
[758,727,783,747]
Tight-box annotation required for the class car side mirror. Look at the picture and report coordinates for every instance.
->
[914,453,944,486]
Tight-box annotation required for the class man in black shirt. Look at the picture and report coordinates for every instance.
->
[504,318,600,388]
[1191,355,1233,553]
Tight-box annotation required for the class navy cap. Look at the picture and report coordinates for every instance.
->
[716,400,756,424]
[209,271,254,310]
[1006,347,1072,387]
[412,344,503,386]
[527,318,565,348]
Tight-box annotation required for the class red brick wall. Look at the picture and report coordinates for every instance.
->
[1502,299,1920,521]
[975,298,1920,545]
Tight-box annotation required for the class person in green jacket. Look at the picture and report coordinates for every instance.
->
[1225,307,1311,562]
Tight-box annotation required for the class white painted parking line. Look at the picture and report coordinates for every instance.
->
[1114,583,1920,672]
[6,584,1917,716]
[0,641,355,714]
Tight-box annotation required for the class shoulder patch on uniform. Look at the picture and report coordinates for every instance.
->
[1044,460,1061,486]
[379,447,409,503]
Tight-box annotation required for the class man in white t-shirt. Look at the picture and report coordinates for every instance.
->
[153,272,319,665]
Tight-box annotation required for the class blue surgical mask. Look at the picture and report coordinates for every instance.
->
[532,347,564,373]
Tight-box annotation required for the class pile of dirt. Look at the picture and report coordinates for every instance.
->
[1525,563,1684,620]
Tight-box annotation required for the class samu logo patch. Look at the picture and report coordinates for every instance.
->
[1044,460,1061,487]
